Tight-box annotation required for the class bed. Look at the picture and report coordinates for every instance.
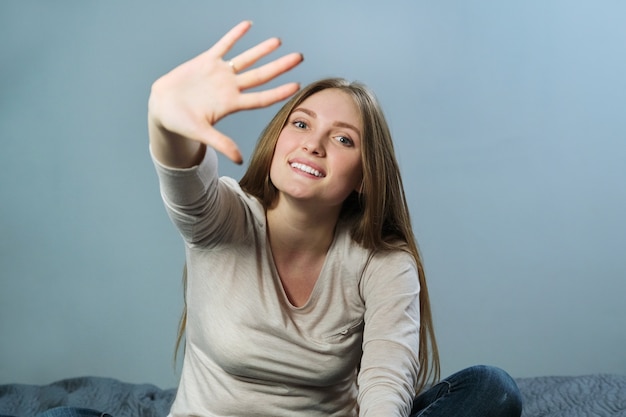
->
[1,374,625,417]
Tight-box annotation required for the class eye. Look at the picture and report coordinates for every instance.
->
[292,120,308,129]
[335,135,354,147]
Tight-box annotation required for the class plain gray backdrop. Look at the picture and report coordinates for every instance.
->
[1,1,625,388]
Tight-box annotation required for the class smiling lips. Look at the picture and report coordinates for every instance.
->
[290,162,325,178]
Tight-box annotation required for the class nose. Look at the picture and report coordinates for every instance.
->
[302,134,325,157]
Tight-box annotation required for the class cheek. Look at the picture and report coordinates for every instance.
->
[272,131,292,159]
[335,158,363,194]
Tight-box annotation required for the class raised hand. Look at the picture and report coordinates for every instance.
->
[148,21,303,165]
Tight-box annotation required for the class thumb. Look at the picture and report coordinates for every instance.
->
[195,123,243,165]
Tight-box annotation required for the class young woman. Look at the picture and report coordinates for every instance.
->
[147,21,522,417]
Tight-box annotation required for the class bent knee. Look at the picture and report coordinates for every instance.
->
[471,365,523,416]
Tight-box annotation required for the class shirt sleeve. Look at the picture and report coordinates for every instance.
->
[150,145,249,248]
[357,250,421,417]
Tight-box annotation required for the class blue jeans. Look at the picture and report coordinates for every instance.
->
[411,365,522,417]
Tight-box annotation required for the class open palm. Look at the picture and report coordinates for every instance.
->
[148,21,303,164]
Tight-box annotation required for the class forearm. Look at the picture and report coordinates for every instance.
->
[358,342,419,417]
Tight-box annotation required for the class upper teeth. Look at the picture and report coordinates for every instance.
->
[291,162,324,177]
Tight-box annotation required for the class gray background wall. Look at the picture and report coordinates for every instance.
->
[1,1,624,388]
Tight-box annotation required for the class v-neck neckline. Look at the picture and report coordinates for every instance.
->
[266,228,340,311]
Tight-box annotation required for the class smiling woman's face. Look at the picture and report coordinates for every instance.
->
[269,88,364,210]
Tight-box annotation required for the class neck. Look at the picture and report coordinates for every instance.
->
[266,198,341,255]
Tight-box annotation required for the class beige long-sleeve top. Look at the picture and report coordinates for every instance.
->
[153,147,421,417]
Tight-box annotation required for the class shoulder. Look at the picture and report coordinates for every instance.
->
[218,176,266,225]
[367,248,417,274]
[333,225,417,279]
[359,248,420,296]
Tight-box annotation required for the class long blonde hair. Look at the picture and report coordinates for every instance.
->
[176,78,440,392]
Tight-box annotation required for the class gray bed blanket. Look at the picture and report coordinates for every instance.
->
[1,374,625,417]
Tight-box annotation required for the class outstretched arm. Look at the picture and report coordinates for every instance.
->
[148,20,303,168]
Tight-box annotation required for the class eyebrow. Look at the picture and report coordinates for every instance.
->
[292,107,362,137]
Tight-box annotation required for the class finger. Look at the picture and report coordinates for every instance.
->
[238,82,301,110]
[237,52,304,90]
[191,122,243,164]
[207,20,253,59]
[228,37,282,73]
